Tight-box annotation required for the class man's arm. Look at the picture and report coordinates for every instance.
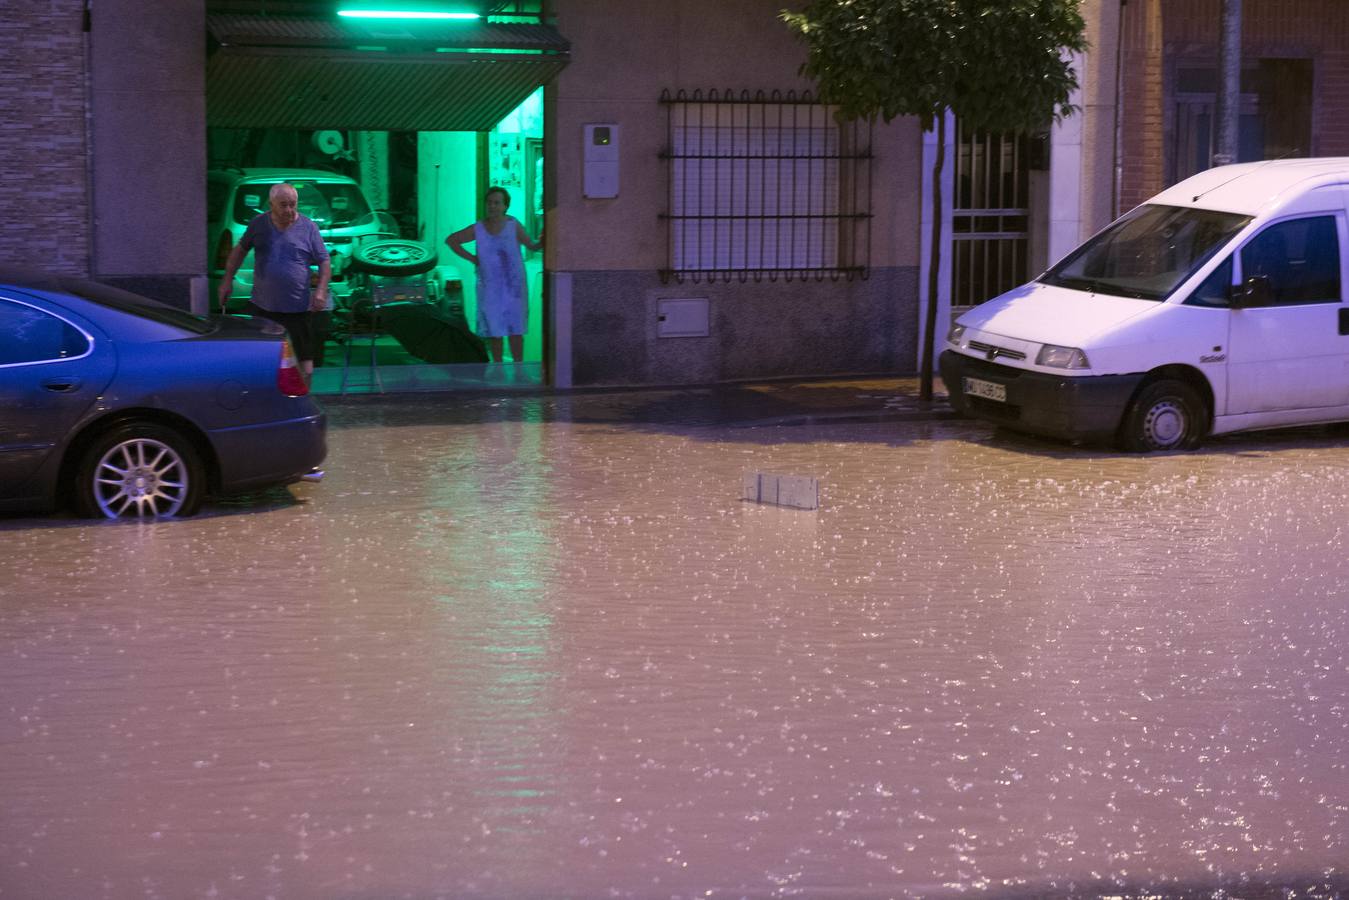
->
[305,220,332,312]
[217,241,249,311]
[310,258,332,312]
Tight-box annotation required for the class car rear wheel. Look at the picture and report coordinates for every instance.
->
[350,239,438,276]
[75,423,205,519]
[1118,379,1206,452]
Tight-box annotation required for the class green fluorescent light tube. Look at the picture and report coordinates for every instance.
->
[338,10,480,20]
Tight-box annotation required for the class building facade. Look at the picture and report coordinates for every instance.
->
[1119,0,1349,213]
[3,1,1347,389]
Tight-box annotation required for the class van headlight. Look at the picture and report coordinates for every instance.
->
[1036,344,1090,369]
[946,324,966,346]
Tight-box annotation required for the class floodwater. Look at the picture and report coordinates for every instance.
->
[2,404,1347,899]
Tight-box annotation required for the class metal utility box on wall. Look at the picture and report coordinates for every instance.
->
[657,298,709,337]
[583,124,619,198]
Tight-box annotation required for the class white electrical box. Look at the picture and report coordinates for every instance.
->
[657,298,709,338]
[583,124,619,198]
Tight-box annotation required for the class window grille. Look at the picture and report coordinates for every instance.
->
[660,89,872,283]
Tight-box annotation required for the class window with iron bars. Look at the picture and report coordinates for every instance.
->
[660,89,872,283]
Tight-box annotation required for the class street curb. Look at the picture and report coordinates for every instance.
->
[728,408,961,428]
[315,372,938,404]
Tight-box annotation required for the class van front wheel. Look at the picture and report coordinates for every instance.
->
[1118,379,1205,452]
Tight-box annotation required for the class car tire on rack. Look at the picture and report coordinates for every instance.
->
[349,239,438,277]
[74,422,205,519]
[1117,378,1206,452]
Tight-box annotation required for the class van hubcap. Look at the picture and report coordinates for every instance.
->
[1144,400,1186,448]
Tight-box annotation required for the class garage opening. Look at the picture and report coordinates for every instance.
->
[205,3,566,394]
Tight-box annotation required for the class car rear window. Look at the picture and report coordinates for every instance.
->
[66,279,215,334]
[0,271,215,335]
[232,180,373,228]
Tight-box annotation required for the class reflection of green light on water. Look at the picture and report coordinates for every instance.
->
[417,425,556,771]
[517,401,546,424]
[488,576,543,593]
[482,646,545,660]
[493,673,547,690]
[434,47,548,55]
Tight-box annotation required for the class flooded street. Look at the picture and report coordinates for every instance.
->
[2,398,1347,899]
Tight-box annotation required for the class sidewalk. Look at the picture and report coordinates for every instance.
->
[322,374,956,429]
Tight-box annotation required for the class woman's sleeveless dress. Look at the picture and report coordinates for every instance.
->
[473,217,527,338]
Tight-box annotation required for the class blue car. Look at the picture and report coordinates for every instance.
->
[0,270,326,518]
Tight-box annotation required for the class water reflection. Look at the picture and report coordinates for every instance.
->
[0,417,1346,897]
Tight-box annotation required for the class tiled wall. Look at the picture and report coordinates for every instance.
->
[568,267,918,387]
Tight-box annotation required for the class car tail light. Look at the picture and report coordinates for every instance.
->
[277,338,309,397]
[214,231,233,271]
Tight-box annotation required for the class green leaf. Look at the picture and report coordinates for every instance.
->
[784,0,1086,130]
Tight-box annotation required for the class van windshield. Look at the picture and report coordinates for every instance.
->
[1041,204,1250,300]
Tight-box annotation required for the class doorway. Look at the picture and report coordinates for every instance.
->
[206,90,548,394]
[203,8,567,393]
[1171,58,1313,184]
[950,124,1032,314]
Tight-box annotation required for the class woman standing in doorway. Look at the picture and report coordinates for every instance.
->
[445,186,543,363]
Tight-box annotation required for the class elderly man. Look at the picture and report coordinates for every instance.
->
[217,182,331,379]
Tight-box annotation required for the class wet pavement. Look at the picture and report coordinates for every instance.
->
[320,375,957,429]
[2,381,1348,899]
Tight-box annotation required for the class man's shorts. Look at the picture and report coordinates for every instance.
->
[243,302,317,363]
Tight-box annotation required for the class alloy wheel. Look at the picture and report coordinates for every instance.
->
[91,437,191,518]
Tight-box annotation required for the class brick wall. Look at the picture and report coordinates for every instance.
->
[1164,0,1349,50]
[1119,0,1349,208]
[1320,50,1349,155]
[1119,0,1166,212]
[0,3,91,276]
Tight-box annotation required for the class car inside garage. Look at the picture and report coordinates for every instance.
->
[205,1,566,393]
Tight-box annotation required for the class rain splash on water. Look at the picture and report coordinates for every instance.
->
[1,411,1346,897]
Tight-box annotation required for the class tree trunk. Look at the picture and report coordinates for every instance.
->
[919,113,946,403]
[1213,0,1243,167]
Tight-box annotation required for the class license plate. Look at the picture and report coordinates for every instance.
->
[963,377,1006,403]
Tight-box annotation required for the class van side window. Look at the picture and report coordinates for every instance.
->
[1239,215,1341,306]
[1184,255,1233,307]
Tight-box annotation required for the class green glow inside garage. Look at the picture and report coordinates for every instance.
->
[207,87,546,392]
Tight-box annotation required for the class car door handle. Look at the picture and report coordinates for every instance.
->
[41,378,83,393]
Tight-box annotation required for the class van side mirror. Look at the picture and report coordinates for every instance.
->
[1231,275,1272,309]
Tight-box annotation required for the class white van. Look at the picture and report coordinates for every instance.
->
[940,158,1349,451]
